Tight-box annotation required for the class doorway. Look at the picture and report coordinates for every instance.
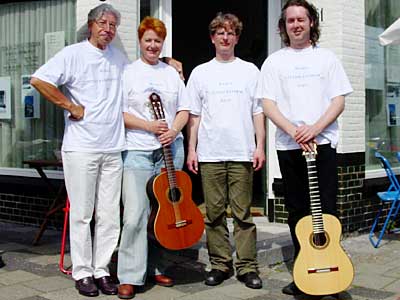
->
[172,0,269,212]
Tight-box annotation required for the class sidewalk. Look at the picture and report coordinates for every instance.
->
[0,218,399,300]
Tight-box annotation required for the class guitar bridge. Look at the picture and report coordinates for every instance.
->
[167,219,193,229]
[307,266,339,274]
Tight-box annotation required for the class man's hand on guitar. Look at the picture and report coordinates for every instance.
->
[186,150,199,174]
[299,141,317,153]
[295,124,320,144]
[147,120,168,135]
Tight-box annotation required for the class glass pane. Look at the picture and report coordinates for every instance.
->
[140,0,159,21]
[0,0,76,169]
[365,0,400,169]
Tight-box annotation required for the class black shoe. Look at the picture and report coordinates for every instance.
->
[96,276,118,295]
[237,272,262,289]
[282,281,302,295]
[75,276,99,297]
[205,269,229,286]
[0,256,4,268]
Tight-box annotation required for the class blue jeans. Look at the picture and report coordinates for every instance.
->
[117,138,184,285]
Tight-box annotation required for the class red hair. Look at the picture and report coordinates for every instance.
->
[138,17,167,40]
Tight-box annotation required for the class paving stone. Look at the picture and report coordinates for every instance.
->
[382,280,400,293]
[216,282,269,299]
[22,276,73,293]
[0,270,42,285]
[0,284,40,300]
[176,288,242,300]
[352,274,396,290]
[41,287,110,300]
[27,254,69,266]
[134,285,186,300]
[348,286,396,299]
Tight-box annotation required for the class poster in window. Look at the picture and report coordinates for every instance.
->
[366,25,385,91]
[0,77,11,119]
[21,75,40,119]
[386,83,400,127]
[45,31,65,62]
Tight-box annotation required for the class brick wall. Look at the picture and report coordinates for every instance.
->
[0,177,65,229]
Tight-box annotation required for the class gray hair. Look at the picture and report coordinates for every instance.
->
[87,3,121,26]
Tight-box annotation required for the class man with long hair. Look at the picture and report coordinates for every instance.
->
[256,0,352,295]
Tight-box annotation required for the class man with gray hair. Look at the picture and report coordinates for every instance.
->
[31,3,127,297]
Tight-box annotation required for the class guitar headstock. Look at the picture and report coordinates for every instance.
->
[302,144,318,160]
[149,92,165,120]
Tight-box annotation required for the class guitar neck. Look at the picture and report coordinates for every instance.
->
[305,156,325,234]
[162,146,177,190]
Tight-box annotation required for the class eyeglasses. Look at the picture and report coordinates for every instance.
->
[215,31,236,38]
[95,19,117,31]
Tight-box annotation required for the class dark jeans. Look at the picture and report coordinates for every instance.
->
[277,144,338,258]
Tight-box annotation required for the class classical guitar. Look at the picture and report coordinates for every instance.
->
[293,145,354,296]
[146,92,205,250]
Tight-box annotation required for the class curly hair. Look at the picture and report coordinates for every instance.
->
[278,0,320,47]
[209,12,243,36]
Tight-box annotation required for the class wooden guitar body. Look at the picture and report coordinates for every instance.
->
[147,169,205,250]
[293,213,354,295]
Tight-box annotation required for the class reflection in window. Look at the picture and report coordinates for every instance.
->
[366,0,400,169]
[0,0,76,169]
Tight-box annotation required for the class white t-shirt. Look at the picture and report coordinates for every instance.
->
[256,46,353,150]
[122,59,189,151]
[32,40,128,152]
[187,58,262,162]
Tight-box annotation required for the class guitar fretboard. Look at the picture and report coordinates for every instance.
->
[162,146,177,190]
[305,155,325,234]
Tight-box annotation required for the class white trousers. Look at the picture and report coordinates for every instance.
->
[62,151,122,280]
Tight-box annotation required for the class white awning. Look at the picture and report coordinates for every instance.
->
[379,18,400,46]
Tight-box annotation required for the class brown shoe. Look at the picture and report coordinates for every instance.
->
[151,274,174,287]
[118,284,135,299]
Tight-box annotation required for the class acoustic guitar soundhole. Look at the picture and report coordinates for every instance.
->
[312,232,328,248]
[168,187,181,203]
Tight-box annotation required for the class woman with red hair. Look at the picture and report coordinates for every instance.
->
[117,17,189,299]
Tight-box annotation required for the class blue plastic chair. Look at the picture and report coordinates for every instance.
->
[369,152,400,248]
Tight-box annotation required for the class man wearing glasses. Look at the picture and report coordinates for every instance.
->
[186,13,265,289]
[31,4,126,297]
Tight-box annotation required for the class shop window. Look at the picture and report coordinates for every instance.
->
[366,0,400,170]
[0,0,76,170]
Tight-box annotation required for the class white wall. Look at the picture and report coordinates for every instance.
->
[311,0,366,154]
[76,0,139,61]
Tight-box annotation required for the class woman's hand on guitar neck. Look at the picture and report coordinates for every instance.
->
[158,128,178,146]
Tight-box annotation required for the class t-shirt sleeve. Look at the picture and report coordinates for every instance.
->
[176,78,190,112]
[255,58,279,103]
[327,55,353,100]
[186,70,202,116]
[32,49,73,87]
[250,67,263,115]
[121,67,130,113]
